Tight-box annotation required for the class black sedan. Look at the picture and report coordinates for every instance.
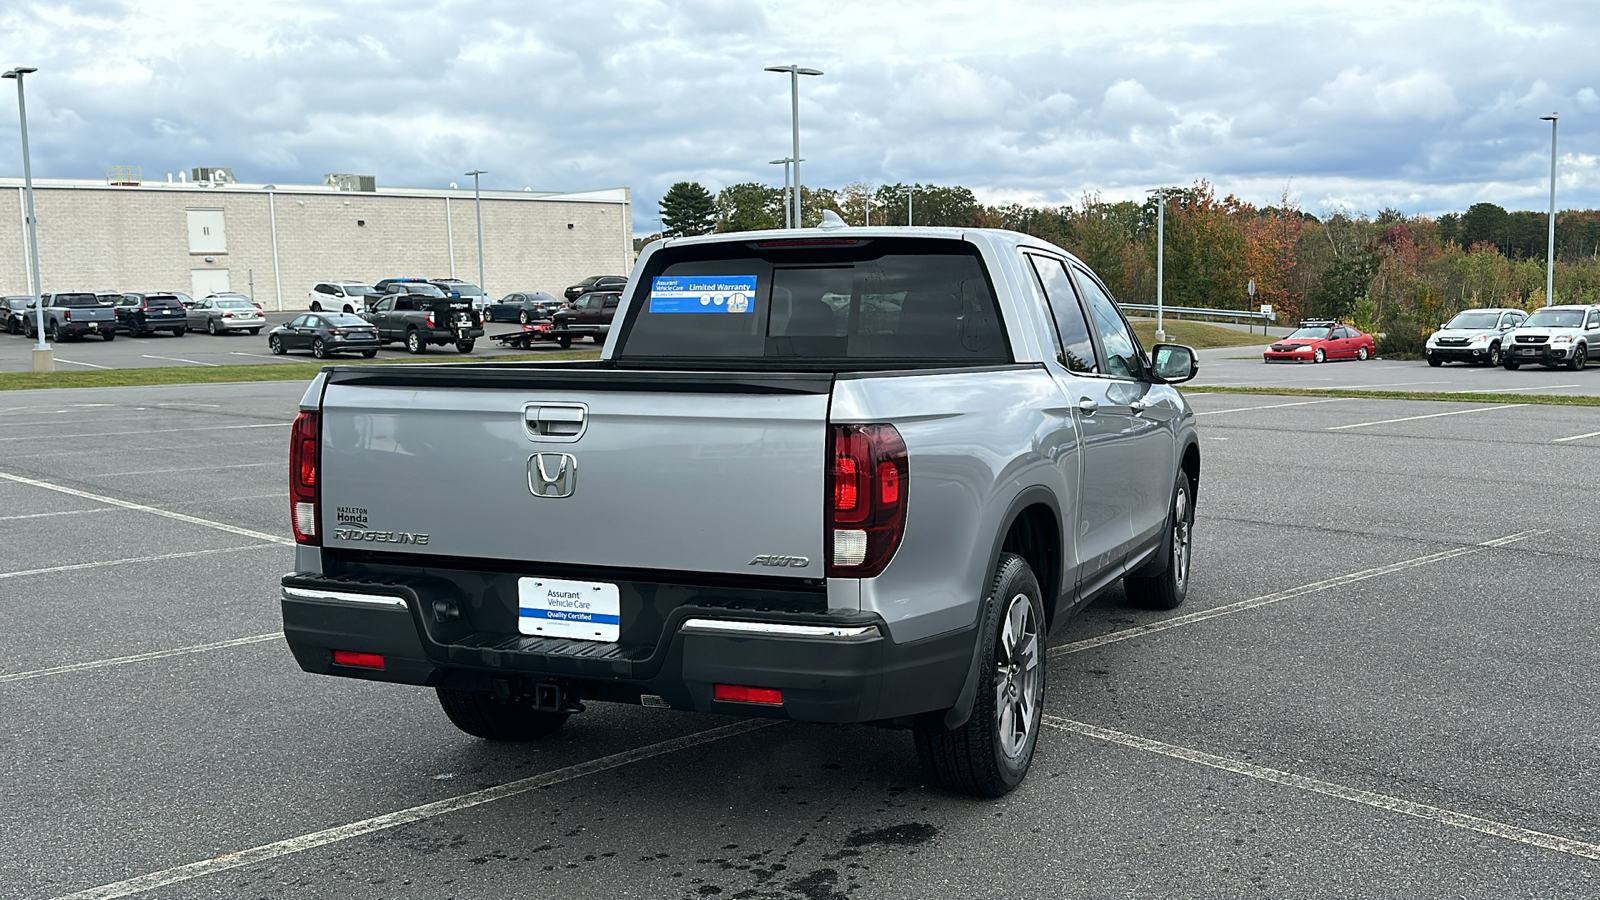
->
[487,291,565,323]
[268,313,381,359]
[4,296,33,335]
[563,275,626,301]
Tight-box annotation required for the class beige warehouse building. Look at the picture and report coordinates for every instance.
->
[0,171,633,309]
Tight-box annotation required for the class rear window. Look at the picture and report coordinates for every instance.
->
[217,299,255,308]
[323,314,369,325]
[55,293,101,308]
[145,295,183,308]
[616,238,1008,363]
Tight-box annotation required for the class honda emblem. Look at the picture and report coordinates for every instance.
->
[528,452,578,498]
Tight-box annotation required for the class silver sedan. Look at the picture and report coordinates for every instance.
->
[187,294,267,335]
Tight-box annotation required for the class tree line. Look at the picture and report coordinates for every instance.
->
[655,179,1600,355]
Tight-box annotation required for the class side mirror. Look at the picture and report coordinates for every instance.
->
[1151,343,1199,384]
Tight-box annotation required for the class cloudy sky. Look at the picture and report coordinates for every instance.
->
[1,0,1596,233]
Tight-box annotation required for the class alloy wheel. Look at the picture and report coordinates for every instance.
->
[994,592,1041,760]
[1171,482,1192,591]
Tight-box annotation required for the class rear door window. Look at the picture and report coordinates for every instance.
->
[1070,265,1141,378]
[617,238,1008,363]
[1025,253,1096,373]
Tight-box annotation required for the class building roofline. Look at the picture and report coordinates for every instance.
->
[0,177,630,205]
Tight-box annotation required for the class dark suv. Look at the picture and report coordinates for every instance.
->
[563,275,627,301]
[115,293,188,337]
[551,290,620,347]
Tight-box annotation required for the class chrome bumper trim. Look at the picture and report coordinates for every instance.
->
[679,618,881,642]
[282,586,409,610]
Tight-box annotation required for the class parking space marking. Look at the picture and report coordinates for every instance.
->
[1194,399,1342,416]
[1044,716,1600,862]
[54,358,114,370]
[45,719,775,900]
[1049,531,1542,658]
[0,472,293,545]
[1326,404,1523,431]
[0,422,287,442]
[1552,429,1600,444]
[0,631,281,684]
[139,354,220,367]
[0,508,113,522]
[0,545,271,585]
[96,462,277,477]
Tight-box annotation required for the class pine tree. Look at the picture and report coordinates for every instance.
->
[659,182,717,236]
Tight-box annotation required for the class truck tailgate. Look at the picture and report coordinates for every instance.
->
[317,367,831,578]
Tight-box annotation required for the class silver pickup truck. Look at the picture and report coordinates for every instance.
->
[26,291,117,341]
[281,223,1202,796]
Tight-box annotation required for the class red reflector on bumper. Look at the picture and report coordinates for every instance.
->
[713,684,783,705]
[332,650,385,669]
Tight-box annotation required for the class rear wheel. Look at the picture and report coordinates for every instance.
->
[248,327,261,335]
[269,335,285,355]
[436,687,568,741]
[1357,346,1370,361]
[1124,471,1195,611]
[558,335,572,349]
[46,321,58,341]
[207,319,219,336]
[343,304,354,314]
[361,349,377,358]
[913,553,1044,797]
[311,338,328,359]
[456,339,475,353]
[519,309,531,324]
[171,326,185,337]
[406,329,426,354]
[102,330,115,342]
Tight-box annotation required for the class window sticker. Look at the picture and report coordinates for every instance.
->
[649,276,757,313]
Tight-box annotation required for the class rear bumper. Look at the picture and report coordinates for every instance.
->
[422,327,485,344]
[58,321,112,337]
[280,573,971,724]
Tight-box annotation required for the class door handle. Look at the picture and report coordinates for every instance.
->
[1078,398,1099,416]
[1130,398,1155,416]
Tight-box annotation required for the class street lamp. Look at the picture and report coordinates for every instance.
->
[764,64,822,228]
[4,65,50,372]
[907,184,914,227]
[465,170,486,295]
[768,158,803,228]
[1540,113,1558,306]
[1149,188,1175,342]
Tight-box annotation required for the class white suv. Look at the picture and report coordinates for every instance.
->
[1502,304,1600,370]
[307,281,375,313]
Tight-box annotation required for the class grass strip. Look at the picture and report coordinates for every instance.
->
[1182,384,1600,408]
[1128,318,1274,350]
[0,349,602,392]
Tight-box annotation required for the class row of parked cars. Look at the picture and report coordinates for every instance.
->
[2,290,266,341]
[1263,304,1600,371]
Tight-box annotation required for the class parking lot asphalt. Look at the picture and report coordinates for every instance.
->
[0,315,592,372]
[2,384,1598,899]
[1191,346,1600,397]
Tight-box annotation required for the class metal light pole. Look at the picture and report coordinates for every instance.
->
[764,65,822,228]
[1150,188,1171,342]
[1541,114,1558,306]
[907,185,913,227]
[769,158,802,228]
[465,170,486,294]
[4,66,50,372]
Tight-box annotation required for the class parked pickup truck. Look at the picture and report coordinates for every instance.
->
[28,292,117,341]
[281,223,1202,796]
[362,291,484,354]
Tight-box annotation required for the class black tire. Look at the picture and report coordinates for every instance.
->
[312,338,328,359]
[361,349,377,358]
[406,329,426,354]
[269,335,286,355]
[102,330,115,342]
[1313,347,1326,363]
[1504,359,1520,370]
[436,687,568,741]
[343,304,354,314]
[913,553,1045,797]
[207,319,219,336]
[1427,357,1443,367]
[519,309,531,325]
[172,326,185,337]
[310,301,322,311]
[46,321,58,341]
[1568,345,1587,371]
[1486,344,1502,367]
[558,335,572,349]
[249,327,261,336]
[456,339,475,353]
[1124,470,1195,610]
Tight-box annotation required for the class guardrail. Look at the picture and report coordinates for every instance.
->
[1118,303,1277,334]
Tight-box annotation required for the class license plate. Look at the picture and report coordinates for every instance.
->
[1519,348,1536,355]
[517,577,620,642]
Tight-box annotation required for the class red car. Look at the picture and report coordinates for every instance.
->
[1264,320,1376,363]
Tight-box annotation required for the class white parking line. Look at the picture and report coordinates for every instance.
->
[1552,429,1600,444]
[0,632,280,684]
[0,472,293,545]
[0,422,287,442]
[1194,399,1342,416]
[1044,716,1600,862]
[1326,404,1523,431]
[0,508,113,522]
[229,351,301,361]
[45,720,775,900]
[140,354,220,367]
[54,358,113,370]
[97,462,276,477]
[1049,531,1542,658]
[0,546,270,583]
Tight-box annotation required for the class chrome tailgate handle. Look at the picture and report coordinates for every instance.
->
[524,403,588,441]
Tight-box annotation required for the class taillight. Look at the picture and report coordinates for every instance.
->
[425,313,435,327]
[289,411,320,545]
[826,423,908,578]
[328,328,347,335]
[63,309,71,321]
